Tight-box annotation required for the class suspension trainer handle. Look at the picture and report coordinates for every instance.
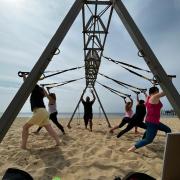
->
[18,71,29,77]
[140,89,147,93]
[168,75,176,78]
[129,89,139,94]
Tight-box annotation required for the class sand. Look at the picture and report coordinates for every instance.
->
[0,117,180,180]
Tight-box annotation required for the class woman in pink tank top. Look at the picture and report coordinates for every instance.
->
[128,86,171,152]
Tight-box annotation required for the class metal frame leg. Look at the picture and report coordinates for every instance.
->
[111,0,180,118]
[67,87,87,128]
[93,87,111,128]
[0,0,84,142]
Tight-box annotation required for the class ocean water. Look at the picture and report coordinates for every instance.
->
[0,112,177,119]
[18,112,124,119]
[0,112,124,119]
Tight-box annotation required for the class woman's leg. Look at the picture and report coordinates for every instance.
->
[21,123,33,149]
[84,115,88,129]
[111,117,131,133]
[130,123,158,151]
[134,126,139,133]
[158,122,171,134]
[109,125,120,133]
[89,119,93,132]
[137,121,147,130]
[119,117,131,128]
[44,124,60,146]
[50,112,65,134]
[117,122,135,138]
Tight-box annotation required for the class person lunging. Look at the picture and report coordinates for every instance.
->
[21,74,60,149]
[128,86,171,152]
[116,92,147,138]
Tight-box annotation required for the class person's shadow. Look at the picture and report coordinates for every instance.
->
[29,146,70,180]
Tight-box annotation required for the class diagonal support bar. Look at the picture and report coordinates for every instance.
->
[93,87,111,128]
[67,87,87,128]
[111,0,180,118]
[0,0,84,142]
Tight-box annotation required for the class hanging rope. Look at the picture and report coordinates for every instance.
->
[41,77,85,90]
[96,81,130,98]
[99,73,146,93]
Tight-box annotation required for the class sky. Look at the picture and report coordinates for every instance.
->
[0,0,180,114]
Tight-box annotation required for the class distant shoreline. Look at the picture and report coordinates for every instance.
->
[1,112,177,119]
[0,112,125,119]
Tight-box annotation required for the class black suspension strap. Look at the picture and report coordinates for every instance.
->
[43,77,85,90]
[40,82,59,86]
[102,56,157,84]
[102,55,151,73]
[96,81,130,98]
[109,89,127,99]
[102,55,176,85]
[18,66,84,80]
[120,66,157,84]
[40,66,84,80]
[99,73,146,93]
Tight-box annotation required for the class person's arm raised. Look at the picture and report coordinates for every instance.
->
[143,91,148,98]
[150,92,165,104]
[136,93,140,104]
[129,96,133,107]
[91,90,96,102]
[123,97,127,104]
[42,86,52,101]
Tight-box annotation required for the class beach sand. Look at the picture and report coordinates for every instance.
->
[0,117,180,180]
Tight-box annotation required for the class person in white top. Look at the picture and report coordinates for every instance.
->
[109,96,135,133]
[35,90,65,134]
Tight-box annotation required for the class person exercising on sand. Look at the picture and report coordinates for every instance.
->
[116,92,147,139]
[21,74,60,149]
[109,96,134,133]
[128,86,171,152]
[34,90,65,135]
[81,89,96,131]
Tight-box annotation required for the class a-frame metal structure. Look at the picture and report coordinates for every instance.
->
[0,0,180,143]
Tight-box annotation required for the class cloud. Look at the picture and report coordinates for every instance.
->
[0,0,179,113]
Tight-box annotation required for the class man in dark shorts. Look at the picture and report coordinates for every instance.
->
[81,89,96,131]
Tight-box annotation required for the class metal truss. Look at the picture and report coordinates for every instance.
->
[82,0,113,87]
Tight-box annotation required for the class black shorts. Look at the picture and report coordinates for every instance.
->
[84,114,93,120]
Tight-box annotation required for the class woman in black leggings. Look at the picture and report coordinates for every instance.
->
[35,90,65,134]
[117,93,147,138]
